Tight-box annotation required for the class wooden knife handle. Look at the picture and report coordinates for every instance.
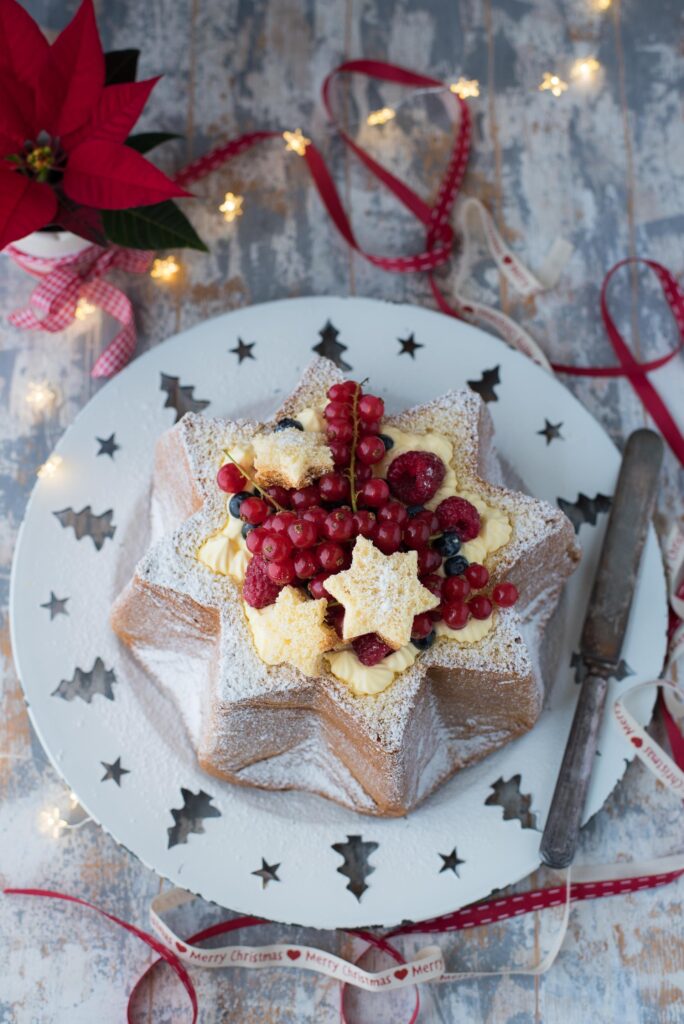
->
[539,673,609,869]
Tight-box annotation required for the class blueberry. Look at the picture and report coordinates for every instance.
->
[407,505,425,518]
[444,554,469,576]
[412,630,436,650]
[434,532,461,557]
[242,522,257,539]
[275,417,303,432]
[229,490,252,518]
[378,433,394,451]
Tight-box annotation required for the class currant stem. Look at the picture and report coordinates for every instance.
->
[347,377,369,514]
[222,450,286,512]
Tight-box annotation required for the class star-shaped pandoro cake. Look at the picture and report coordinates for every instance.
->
[111,357,580,817]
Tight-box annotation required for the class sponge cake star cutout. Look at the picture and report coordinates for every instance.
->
[244,586,337,677]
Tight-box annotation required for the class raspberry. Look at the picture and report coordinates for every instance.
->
[352,632,394,666]
[387,451,446,505]
[243,555,282,608]
[436,497,480,541]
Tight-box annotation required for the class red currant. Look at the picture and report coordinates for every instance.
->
[309,572,333,600]
[324,401,352,422]
[361,418,382,435]
[301,506,328,535]
[327,419,354,443]
[217,463,246,493]
[318,541,347,572]
[374,521,402,554]
[327,381,358,402]
[293,549,320,579]
[403,518,430,550]
[419,573,443,600]
[290,485,320,511]
[261,533,292,562]
[240,496,269,525]
[442,602,470,630]
[245,527,266,555]
[287,519,319,548]
[356,435,386,465]
[329,442,352,467]
[324,508,355,542]
[415,509,440,535]
[417,547,442,574]
[319,472,351,503]
[354,463,373,487]
[378,501,408,526]
[410,613,433,639]
[267,558,296,586]
[442,576,471,603]
[358,394,384,422]
[353,510,377,538]
[465,563,489,589]
[492,582,519,607]
[360,478,390,508]
[265,485,292,509]
[326,603,346,638]
[469,595,493,620]
[267,511,298,535]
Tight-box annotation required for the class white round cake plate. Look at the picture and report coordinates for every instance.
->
[11,297,667,929]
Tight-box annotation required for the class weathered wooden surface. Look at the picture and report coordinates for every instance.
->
[1,0,683,1020]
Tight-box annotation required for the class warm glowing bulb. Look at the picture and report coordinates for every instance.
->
[68,791,79,808]
[283,129,311,156]
[39,806,67,838]
[539,72,568,97]
[219,192,244,223]
[25,380,56,411]
[74,297,97,320]
[571,57,601,80]
[366,107,396,126]
[591,0,611,10]
[150,256,180,281]
[450,78,480,99]
[37,454,63,479]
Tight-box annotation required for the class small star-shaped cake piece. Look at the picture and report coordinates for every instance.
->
[252,427,333,489]
[244,586,337,677]
[325,537,439,649]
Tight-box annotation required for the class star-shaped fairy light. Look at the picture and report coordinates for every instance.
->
[325,537,439,649]
[571,57,601,81]
[219,192,244,223]
[150,256,180,281]
[450,78,480,99]
[244,587,337,677]
[75,297,97,320]
[539,72,568,97]
[283,129,311,156]
[367,107,396,126]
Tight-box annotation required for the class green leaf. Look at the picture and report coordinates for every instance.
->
[102,200,208,252]
[104,49,139,85]
[125,132,183,154]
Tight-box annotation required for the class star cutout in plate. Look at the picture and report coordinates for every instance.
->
[40,591,69,619]
[537,420,563,445]
[231,338,256,363]
[312,320,351,371]
[325,536,439,649]
[252,858,281,888]
[96,433,120,458]
[467,366,500,403]
[398,333,423,359]
[100,756,130,786]
[439,848,465,876]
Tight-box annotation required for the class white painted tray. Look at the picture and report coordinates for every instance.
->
[10,297,668,928]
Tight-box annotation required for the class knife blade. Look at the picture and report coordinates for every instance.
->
[540,428,664,869]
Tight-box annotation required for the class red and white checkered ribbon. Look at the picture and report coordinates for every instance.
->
[4,243,153,378]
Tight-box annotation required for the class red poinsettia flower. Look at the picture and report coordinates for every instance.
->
[0,0,189,249]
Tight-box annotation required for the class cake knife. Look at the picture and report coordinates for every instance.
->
[539,428,664,870]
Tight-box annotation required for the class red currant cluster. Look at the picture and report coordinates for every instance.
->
[216,379,519,660]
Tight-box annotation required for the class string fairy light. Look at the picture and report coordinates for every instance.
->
[74,296,97,320]
[283,128,311,156]
[219,191,244,223]
[450,78,480,99]
[25,380,56,412]
[539,72,568,97]
[366,106,396,127]
[150,255,180,281]
[39,805,68,840]
[590,0,611,10]
[571,56,601,81]
[36,453,63,479]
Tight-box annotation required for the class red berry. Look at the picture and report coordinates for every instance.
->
[324,508,355,542]
[492,582,519,607]
[326,603,346,637]
[318,541,347,572]
[324,400,352,422]
[327,381,358,401]
[469,595,493,620]
[356,435,386,465]
[267,511,297,535]
[378,501,408,526]
[246,527,266,555]
[387,451,446,505]
[327,419,354,443]
[294,549,320,579]
[243,555,282,608]
[309,572,333,600]
[420,573,443,600]
[415,509,440,534]
[287,519,319,548]
[442,576,471,603]
[360,478,390,508]
[319,472,351,503]
[354,463,373,486]
[240,496,269,525]
[217,463,246,493]
[352,632,394,666]
[301,506,328,535]
[417,547,442,574]
[436,497,480,541]
[403,518,430,550]
[353,510,377,538]
[358,394,384,423]
[265,485,291,509]
[411,613,433,639]
[465,563,489,589]
[291,485,320,511]
[374,521,402,554]
[442,601,470,630]
[329,441,352,467]
[261,533,292,562]
[361,418,382,435]
[267,557,296,586]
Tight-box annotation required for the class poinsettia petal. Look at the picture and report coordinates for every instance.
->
[0,72,34,148]
[62,77,161,151]
[38,0,104,138]
[0,0,49,88]
[0,170,56,249]
[62,140,190,209]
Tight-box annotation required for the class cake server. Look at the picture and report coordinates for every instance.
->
[540,428,664,870]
